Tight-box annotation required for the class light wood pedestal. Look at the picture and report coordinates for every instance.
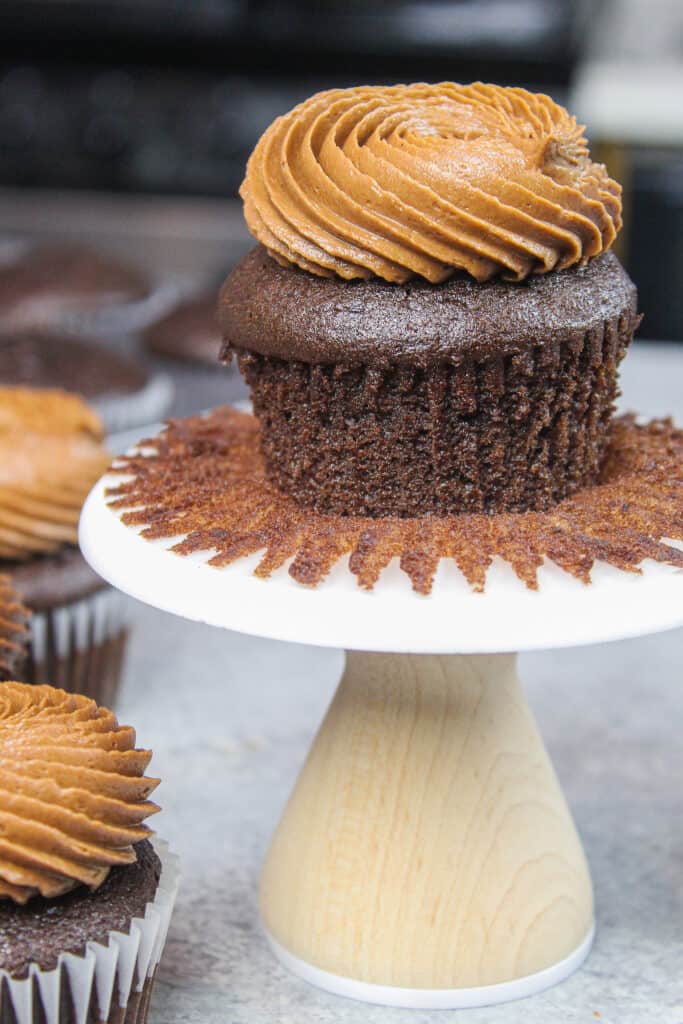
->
[260,651,593,1006]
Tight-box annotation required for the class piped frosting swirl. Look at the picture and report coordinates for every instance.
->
[242,82,622,283]
[0,682,159,904]
[0,388,110,561]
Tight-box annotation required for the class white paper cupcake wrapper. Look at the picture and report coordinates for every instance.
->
[28,588,131,703]
[0,838,180,1024]
[94,373,175,434]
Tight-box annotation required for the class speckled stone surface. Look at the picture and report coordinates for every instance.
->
[112,341,682,1024]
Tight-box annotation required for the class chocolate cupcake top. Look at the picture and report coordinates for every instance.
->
[0,387,110,562]
[220,245,638,368]
[0,682,160,904]
[242,82,621,284]
[0,576,29,681]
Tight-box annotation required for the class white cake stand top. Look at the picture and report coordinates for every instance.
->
[80,470,683,654]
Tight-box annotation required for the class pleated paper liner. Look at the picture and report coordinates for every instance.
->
[234,311,634,516]
[105,407,683,594]
[0,839,179,1024]
[26,588,130,708]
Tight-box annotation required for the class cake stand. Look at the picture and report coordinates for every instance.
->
[80,468,683,1010]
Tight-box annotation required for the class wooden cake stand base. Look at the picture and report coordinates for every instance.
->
[260,651,593,1008]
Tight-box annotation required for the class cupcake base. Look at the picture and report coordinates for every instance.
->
[26,590,129,707]
[0,839,179,1024]
[9,549,130,705]
[222,247,640,516]
[238,314,632,515]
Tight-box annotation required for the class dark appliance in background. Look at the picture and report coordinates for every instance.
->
[629,154,683,342]
[0,0,681,340]
[0,0,583,198]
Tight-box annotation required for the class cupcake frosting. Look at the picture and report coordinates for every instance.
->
[0,388,110,561]
[0,682,160,904]
[242,82,622,284]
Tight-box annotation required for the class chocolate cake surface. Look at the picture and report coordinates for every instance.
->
[220,247,637,368]
[0,331,149,399]
[0,840,161,978]
[221,249,638,516]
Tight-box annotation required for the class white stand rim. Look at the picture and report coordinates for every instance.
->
[80,471,683,653]
[265,924,595,1010]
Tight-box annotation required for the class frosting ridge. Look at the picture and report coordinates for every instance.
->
[0,388,110,561]
[0,682,159,904]
[241,82,622,283]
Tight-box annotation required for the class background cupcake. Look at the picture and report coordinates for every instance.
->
[0,329,173,434]
[0,240,178,337]
[0,575,29,682]
[220,83,639,516]
[0,681,179,1024]
[0,387,128,704]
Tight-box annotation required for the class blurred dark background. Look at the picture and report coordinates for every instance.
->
[0,0,681,350]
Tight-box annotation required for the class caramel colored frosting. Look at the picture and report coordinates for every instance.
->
[242,82,622,284]
[0,388,110,561]
[0,682,160,904]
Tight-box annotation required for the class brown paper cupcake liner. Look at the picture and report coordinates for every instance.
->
[0,839,179,1024]
[236,310,635,516]
[105,407,683,595]
[25,588,130,706]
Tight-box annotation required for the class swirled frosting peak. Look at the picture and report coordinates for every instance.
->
[0,682,160,904]
[0,387,110,562]
[241,82,622,283]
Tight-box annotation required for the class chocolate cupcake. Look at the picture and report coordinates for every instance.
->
[0,241,177,336]
[0,387,129,704]
[0,682,179,1024]
[0,575,29,681]
[219,83,639,516]
[0,330,173,434]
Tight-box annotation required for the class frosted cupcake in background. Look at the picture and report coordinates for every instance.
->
[0,330,173,434]
[0,241,178,337]
[0,387,129,704]
[0,681,179,1024]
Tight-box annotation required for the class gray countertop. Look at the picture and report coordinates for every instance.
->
[114,340,682,1024]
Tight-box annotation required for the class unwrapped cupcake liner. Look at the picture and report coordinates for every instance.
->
[95,373,174,435]
[27,587,131,707]
[0,838,179,1024]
